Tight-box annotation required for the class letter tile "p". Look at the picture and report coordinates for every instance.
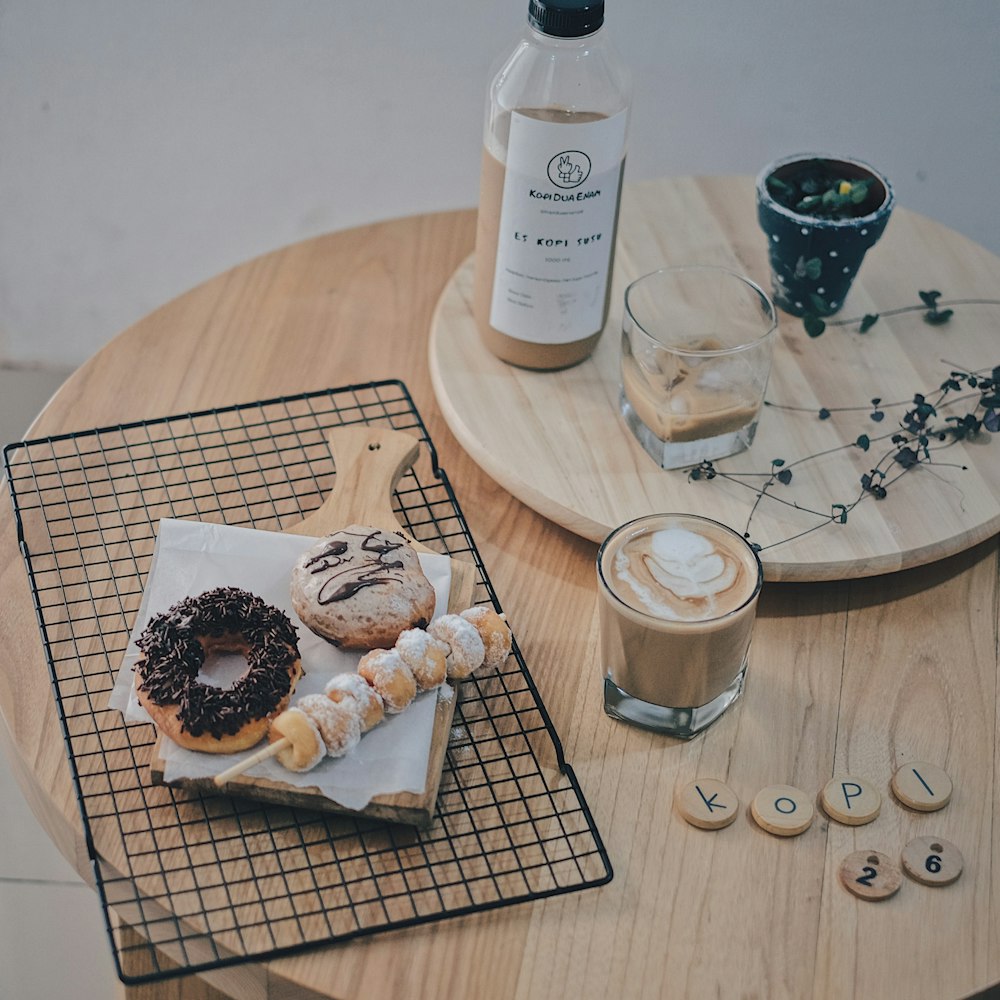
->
[820,775,882,826]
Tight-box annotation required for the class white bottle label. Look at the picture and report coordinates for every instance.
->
[490,110,627,344]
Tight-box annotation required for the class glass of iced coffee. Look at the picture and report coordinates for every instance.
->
[597,513,763,737]
[620,265,777,469]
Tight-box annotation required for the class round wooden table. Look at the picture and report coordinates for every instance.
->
[1,179,998,999]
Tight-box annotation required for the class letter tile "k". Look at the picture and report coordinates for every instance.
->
[676,779,740,830]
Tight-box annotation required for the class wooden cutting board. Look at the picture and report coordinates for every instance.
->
[429,176,1000,581]
[151,425,478,827]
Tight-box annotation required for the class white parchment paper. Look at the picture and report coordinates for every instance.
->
[108,518,452,810]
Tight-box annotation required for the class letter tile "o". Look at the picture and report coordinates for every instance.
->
[750,784,814,837]
[676,779,740,830]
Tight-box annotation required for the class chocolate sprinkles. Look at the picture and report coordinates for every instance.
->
[135,587,300,740]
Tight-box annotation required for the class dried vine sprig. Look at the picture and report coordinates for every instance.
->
[802,289,1000,338]
[688,364,999,552]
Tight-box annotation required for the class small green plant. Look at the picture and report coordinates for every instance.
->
[766,161,875,220]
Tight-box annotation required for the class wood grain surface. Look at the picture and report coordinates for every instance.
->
[430,175,1000,581]
[0,183,998,1000]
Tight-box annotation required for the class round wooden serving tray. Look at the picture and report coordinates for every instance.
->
[430,176,1000,581]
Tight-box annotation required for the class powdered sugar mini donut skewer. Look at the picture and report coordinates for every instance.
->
[214,605,511,784]
[212,695,361,785]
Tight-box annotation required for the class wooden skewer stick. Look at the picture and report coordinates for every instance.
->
[213,738,289,787]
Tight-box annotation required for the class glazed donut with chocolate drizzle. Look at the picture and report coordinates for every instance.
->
[290,524,436,650]
[134,587,303,753]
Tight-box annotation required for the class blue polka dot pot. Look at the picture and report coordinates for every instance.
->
[756,153,894,318]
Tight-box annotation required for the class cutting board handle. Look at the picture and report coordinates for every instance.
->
[285,425,423,543]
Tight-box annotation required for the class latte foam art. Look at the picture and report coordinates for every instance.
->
[612,527,745,621]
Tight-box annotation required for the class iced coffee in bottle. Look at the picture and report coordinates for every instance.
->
[473,0,631,370]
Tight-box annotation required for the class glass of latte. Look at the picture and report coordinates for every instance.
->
[597,513,763,737]
[620,265,777,469]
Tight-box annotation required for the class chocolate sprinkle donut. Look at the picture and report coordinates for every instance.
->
[135,587,300,741]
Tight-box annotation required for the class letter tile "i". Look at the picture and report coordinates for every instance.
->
[676,779,740,830]
[750,784,814,837]
[891,761,953,812]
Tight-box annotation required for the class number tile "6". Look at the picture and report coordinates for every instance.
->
[901,836,964,886]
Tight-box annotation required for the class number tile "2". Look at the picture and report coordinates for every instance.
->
[838,850,903,901]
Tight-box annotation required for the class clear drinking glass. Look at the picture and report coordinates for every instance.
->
[597,513,764,738]
[620,265,778,469]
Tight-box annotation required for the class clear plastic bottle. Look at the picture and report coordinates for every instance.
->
[472,0,632,370]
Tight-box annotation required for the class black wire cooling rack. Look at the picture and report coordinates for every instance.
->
[4,380,612,985]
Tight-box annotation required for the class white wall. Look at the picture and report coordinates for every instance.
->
[2,0,998,368]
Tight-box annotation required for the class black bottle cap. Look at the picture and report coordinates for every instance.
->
[528,0,604,38]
